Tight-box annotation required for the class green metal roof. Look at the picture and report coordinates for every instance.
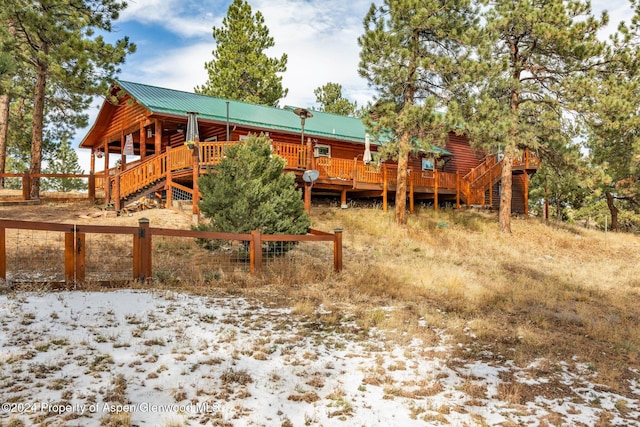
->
[116,80,368,144]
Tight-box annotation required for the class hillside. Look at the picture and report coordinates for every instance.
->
[0,202,639,426]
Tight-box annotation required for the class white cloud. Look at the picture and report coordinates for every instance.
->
[118,0,219,38]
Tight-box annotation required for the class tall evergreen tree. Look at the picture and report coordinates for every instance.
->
[358,0,475,225]
[42,139,84,192]
[0,14,16,188]
[195,0,288,107]
[313,82,358,117]
[580,0,640,231]
[2,0,135,198]
[457,0,608,232]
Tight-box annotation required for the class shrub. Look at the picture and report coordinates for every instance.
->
[197,134,310,252]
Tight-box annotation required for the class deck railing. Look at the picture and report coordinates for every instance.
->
[100,142,540,210]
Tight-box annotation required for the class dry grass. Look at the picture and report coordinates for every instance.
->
[270,205,640,395]
[3,202,639,396]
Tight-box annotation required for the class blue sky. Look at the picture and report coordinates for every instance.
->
[75,0,634,170]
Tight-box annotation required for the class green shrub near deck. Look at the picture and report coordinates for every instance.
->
[198,134,310,237]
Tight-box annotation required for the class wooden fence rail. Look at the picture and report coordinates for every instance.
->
[0,219,343,285]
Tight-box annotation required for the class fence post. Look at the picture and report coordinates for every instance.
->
[333,228,343,273]
[65,230,75,283]
[76,232,86,283]
[22,172,31,201]
[135,218,152,281]
[250,230,262,276]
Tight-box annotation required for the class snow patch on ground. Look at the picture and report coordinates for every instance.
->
[0,290,638,426]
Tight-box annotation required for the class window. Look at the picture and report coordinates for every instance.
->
[422,158,434,171]
[314,144,331,157]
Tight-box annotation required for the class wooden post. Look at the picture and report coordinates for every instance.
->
[409,174,414,214]
[120,131,126,169]
[456,171,461,209]
[139,123,146,161]
[88,172,95,202]
[22,172,31,201]
[489,167,493,207]
[104,145,110,202]
[135,218,151,281]
[0,226,6,280]
[341,189,347,209]
[306,137,313,170]
[382,164,388,212]
[524,172,529,216]
[65,231,74,284]
[75,232,86,283]
[250,230,262,276]
[333,228,343,273]
[114,174,121,211]
[434,168,439,211]
[304,183,311,214]
[155,119,162,156]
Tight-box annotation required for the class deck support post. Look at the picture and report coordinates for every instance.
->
[104,143,110,203]
[88,172,95,202]
[524,172,529,216]
[114,174,121,211]
[434,168,439,211]
[489,167,493,207]
[409,175,414,214]
[304,183,312,213]
[456,171,461,209]
[139,122,146,161]
[166,146,173,208]
[382,164,388,212]
[341,189,348,209]
[154,119,162,155]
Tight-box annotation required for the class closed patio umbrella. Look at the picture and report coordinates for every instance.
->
[363,133,372,164]
[185,112,199,149]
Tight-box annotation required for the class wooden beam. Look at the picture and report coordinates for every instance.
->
[341,188,347,208]
[456,171,460,209]
[154,119,162,155]
[434,168,439,211]
[524,173,529,216]
[409,175,414,214]
[383,164,388,212]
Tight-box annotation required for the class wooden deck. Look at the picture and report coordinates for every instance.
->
[101,141,540,212]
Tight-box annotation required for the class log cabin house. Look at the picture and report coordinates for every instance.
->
[79,81,540,216]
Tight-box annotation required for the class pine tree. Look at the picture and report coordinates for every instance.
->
[313,82,358,117]
[195,0,288,107]
[42,139,85,192]
[1,0,135,198]
[358,0,475,225]
[457,0,608,232]
[198,135,310,239]
[580,0,640,231]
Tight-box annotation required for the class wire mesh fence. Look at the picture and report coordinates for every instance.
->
[0,219,342,286]
[152,234,251,284]
[3,228,66,283]
[84,233,134,283]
